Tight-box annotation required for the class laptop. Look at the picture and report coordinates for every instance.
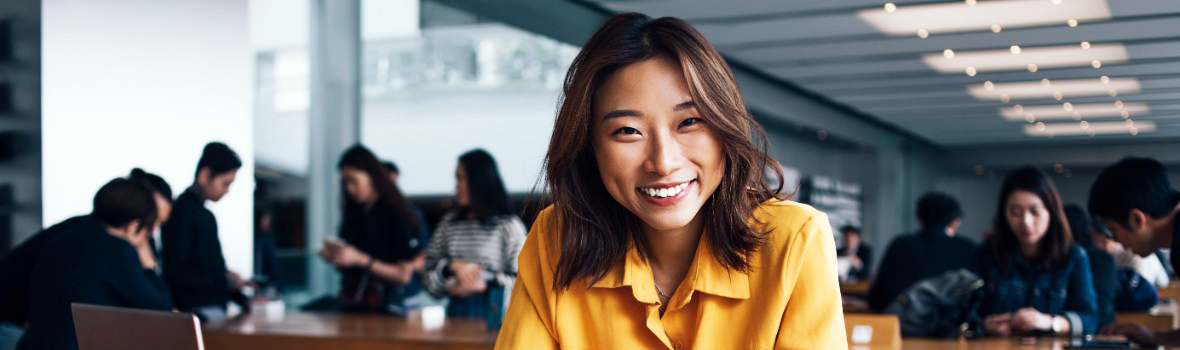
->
[71,303,204,350]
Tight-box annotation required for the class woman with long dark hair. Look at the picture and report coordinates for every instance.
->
[422,149,526,318]
[319,145,422,312]
[976,166,1098,337]
[495,13,845,349]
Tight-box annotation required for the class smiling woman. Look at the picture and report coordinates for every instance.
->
[495,12,847,350]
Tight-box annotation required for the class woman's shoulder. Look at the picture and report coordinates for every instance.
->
[754,198,828,235]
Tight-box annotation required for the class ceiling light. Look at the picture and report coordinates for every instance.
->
[922,43,1127,73]
[968,77,1141,101]
[1026,114,1036,123]
[1091,60,1102,68]
[1114,100,1123,108]
[984,81,995,90]
[1100,75,1110,83]
[1036,122,1046,131]
[1052,0,1063,4]
[1053,92,1063,100]
[858,0,1110,35]
[999,102,1148,121]
[918,29,929,38]
[966,67,977,76]
[966,0,977,5]
[1120,111,1130,118]
[1025,120,1154,137]
[1108,89,1117,97]
[991,24,1002,32]
[1068,19,1079,27]
[1126,119,1134,127]
[1081,41,1091,49]
[1000,94,1011,103]
[1063,102,1073,111]
[1041,78,1051,87]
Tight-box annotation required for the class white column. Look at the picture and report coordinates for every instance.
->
[306,0,361,297]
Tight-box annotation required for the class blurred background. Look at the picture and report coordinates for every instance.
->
[0,0,1177,309]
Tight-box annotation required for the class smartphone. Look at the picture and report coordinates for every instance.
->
[323,236,346,252]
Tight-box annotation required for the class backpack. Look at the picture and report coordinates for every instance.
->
[882,269,986,338]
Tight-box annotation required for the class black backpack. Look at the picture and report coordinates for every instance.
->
[882,269,986,338]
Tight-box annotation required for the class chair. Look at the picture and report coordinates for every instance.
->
[844,313,901,349]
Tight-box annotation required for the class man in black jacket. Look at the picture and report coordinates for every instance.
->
[868,192,977,312]
[0,169,173,348]
[15,178,173,350]
[1089,157,1180,347]
[162,142,243,321]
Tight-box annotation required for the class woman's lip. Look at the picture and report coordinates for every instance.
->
[637,180,695,207]
[638,180,693,190]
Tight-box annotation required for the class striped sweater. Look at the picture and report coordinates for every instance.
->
[423,211,527,298]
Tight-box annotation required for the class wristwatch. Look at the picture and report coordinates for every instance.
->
[1050,315,1067,334]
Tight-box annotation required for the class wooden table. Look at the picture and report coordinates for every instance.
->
[202,310,497,350]
[842,280,873,296]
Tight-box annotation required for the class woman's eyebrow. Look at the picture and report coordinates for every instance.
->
[602,109,642,120]
[674,100,696,111]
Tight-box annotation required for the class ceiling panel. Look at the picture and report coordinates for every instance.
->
[591,0,1180,146]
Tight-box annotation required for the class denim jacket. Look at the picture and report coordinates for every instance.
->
[974,244,1099,336]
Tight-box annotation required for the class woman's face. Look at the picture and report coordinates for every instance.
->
[1005,189,1052,249]
[456,163,470,207]
[341,166,376,206]
[592,57,725,232]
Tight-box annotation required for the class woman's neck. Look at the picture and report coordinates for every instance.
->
[641,216,705,283]
[1018,241,1039,260]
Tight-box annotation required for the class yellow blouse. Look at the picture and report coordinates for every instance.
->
[495,199,847,350]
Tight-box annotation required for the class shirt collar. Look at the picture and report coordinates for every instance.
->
[591,234,751,303]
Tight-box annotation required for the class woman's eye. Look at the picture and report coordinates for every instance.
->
[680,118,701,127]
[614,127,640,135]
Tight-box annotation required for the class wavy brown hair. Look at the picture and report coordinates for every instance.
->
[988,166,1073,274]
[545,13,784,290]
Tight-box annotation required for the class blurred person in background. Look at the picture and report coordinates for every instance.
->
[869,192,975,312]
[837,225,872,281]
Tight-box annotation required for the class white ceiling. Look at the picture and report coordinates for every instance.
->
[588,0,1180,147]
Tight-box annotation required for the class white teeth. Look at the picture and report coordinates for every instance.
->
[640,181,691,198]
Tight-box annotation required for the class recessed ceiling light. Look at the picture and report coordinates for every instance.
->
[1114,100,1123,108]
[1036,122,1046,131]
[858,0,1111,35]
[1126,119,1134,127]
[991,24,1002,33]
[966,0,977,5]
[1081,41,1091,49]
[1091,60,1102,68]
[1120,110,1130,118]
[1068,19,1079,27]
[1025,120,1154,137]
[1026,114,1036,123]
[966,67,978,76]
[1063,102,1073,111]
[922,43,1128,73]
[1108,89,1118,97]
[968,77,1141,101]
[1000,102,1148,121]
[1041,78,1051,87]
[984,81,995,90]
[918,29,929,38]
[1053,92,1063,100]
[1100,75,1110,83]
